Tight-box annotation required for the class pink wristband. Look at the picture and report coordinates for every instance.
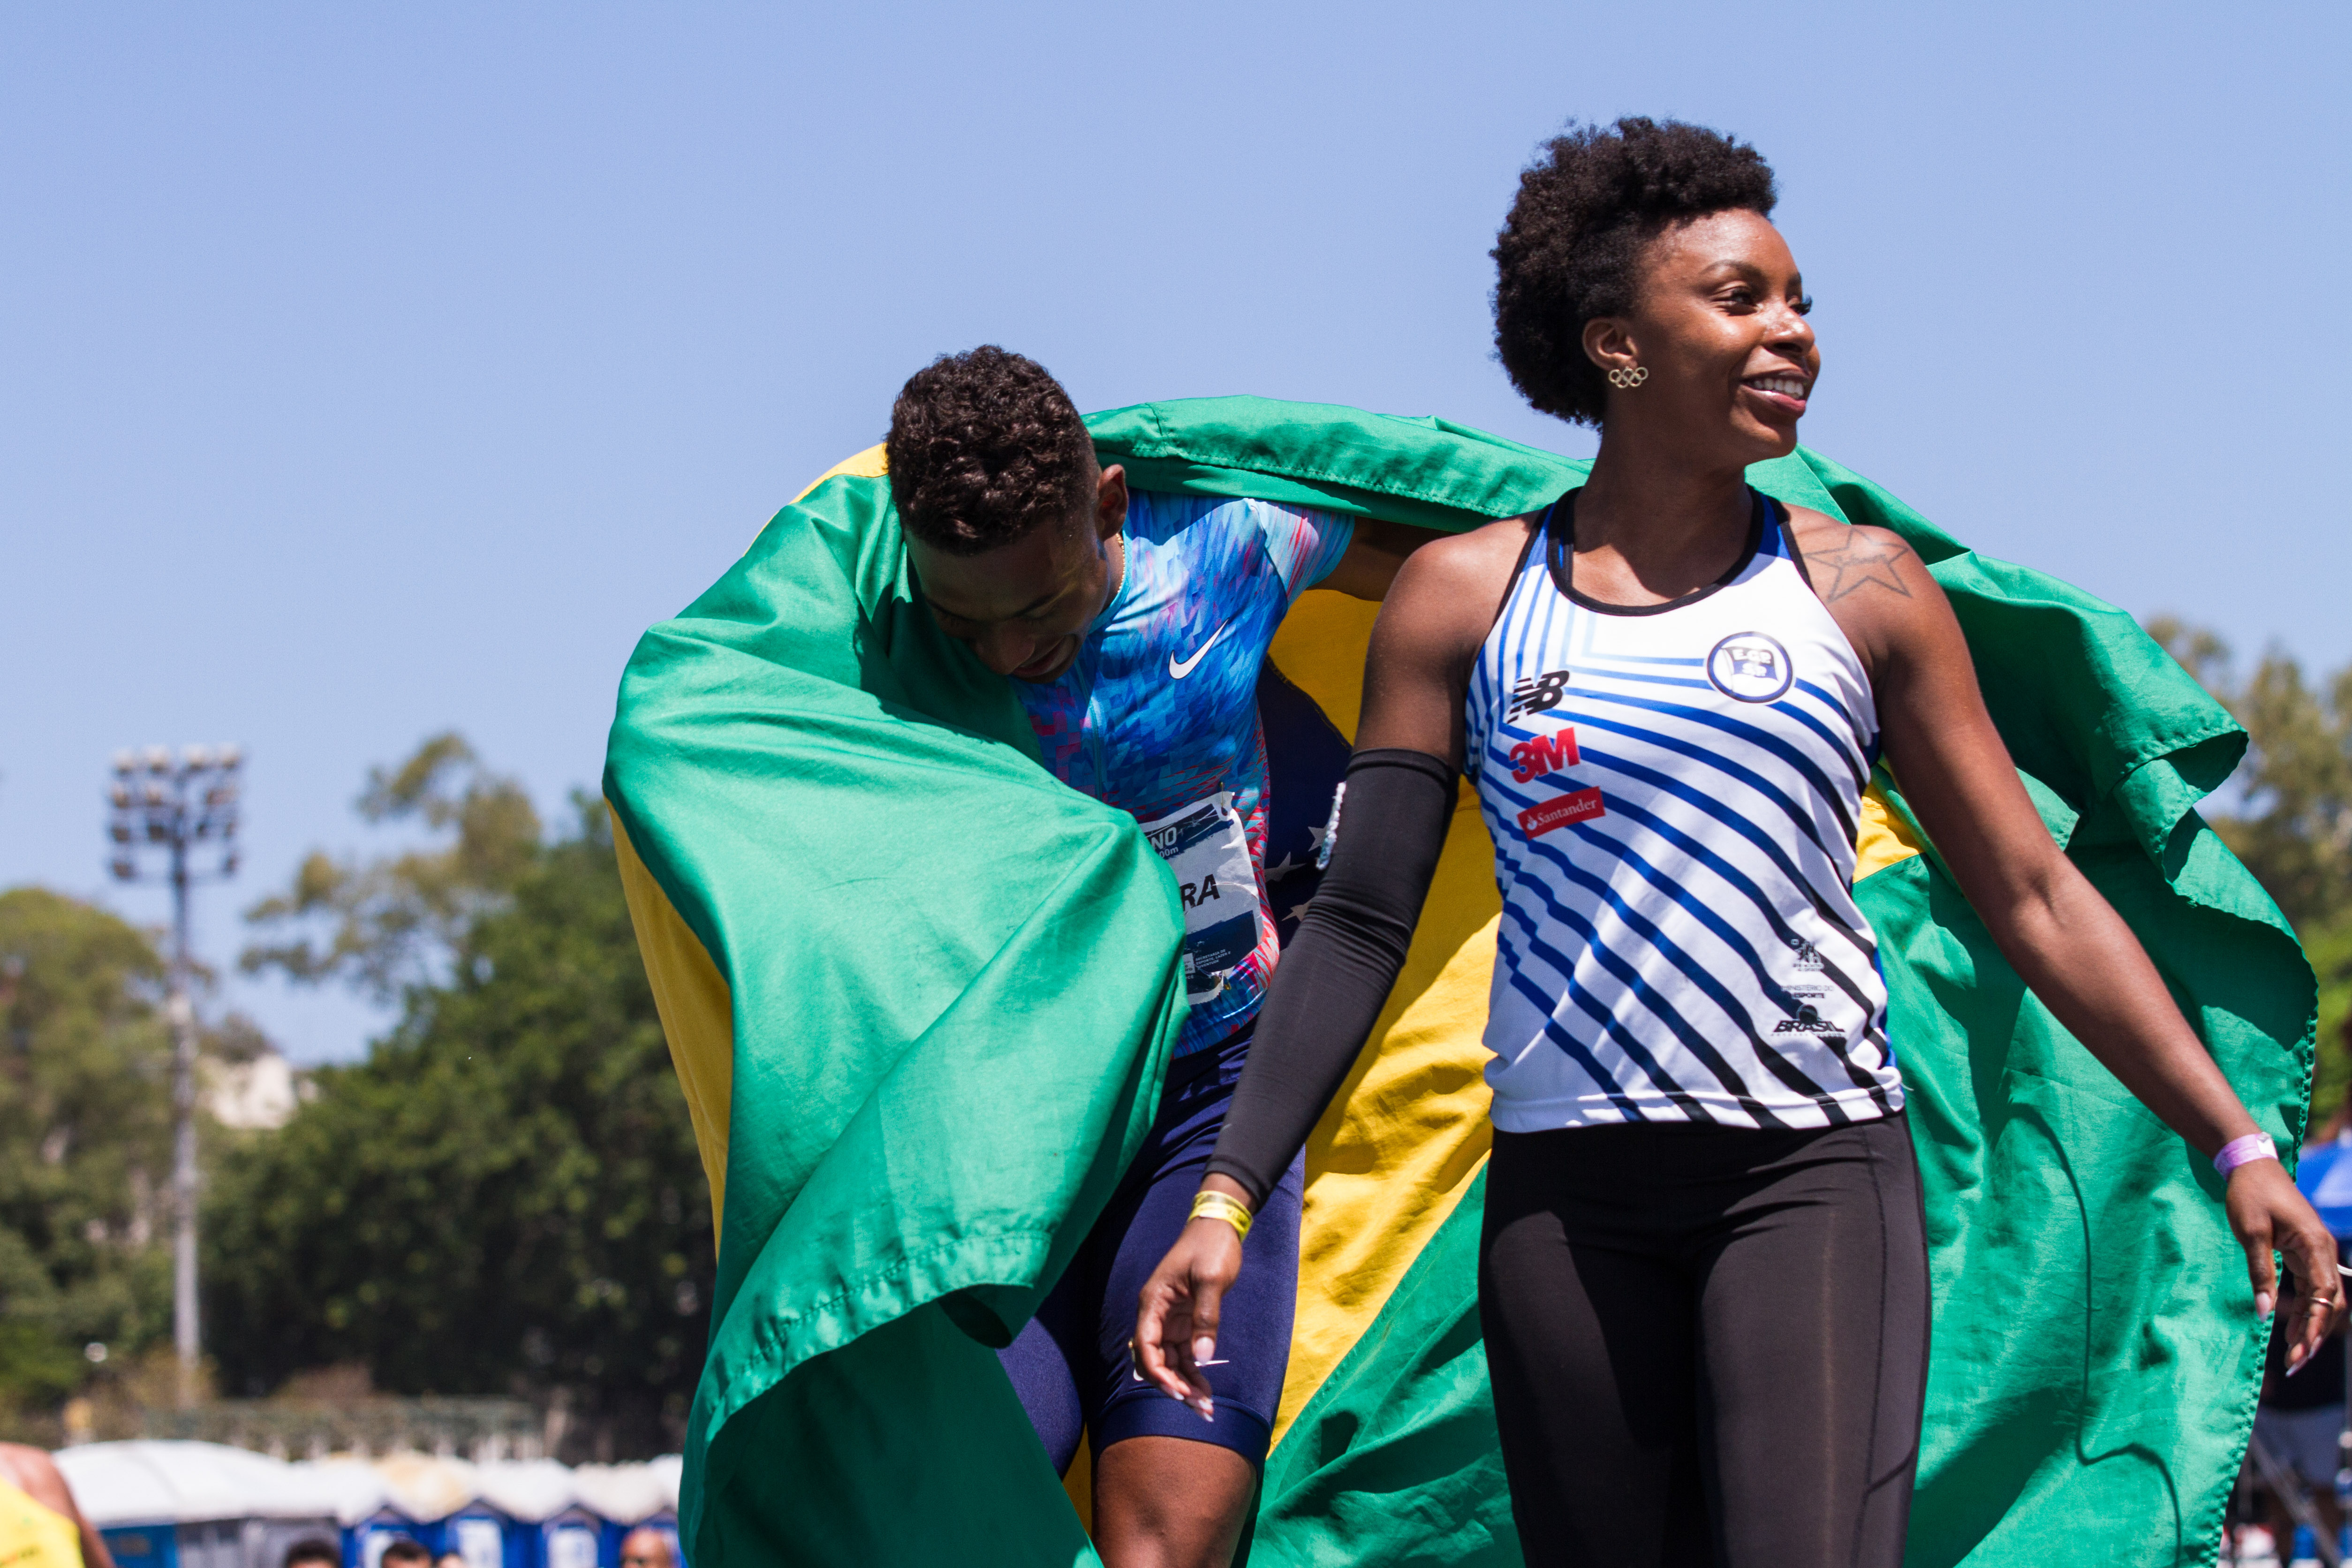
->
[2214,1133,2278,1177]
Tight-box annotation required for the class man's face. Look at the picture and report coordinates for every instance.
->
[906,462,1128,682]
[618,1532,675,1568]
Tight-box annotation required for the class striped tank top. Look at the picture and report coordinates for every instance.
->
[1465,488,1903,1134]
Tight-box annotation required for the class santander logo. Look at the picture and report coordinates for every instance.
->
[1517,788,1605,838]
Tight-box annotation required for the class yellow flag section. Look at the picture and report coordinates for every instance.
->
[612,815,732,1231]
[1258,590,1498,1441]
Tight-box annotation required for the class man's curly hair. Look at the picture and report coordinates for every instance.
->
[1492,118,1777,426]
[885,346,1095,555]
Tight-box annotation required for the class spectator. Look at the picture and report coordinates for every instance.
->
[617,1529,675,1568]
[0,1444,118,1568]
[435,1553,467,1568]
[379,1541,431,1568]
[2254,1274,2349,1543]
[283,1541,340,1568]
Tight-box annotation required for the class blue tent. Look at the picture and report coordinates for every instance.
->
[529,1508,601,1568]
[2296,1136,2352,1240]
[348,1507,429,1568]
[434,1502,522,1568]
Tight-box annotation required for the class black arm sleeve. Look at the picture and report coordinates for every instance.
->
[1203,746,1459,1207]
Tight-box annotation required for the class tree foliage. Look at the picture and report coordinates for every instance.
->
[2148,618,2352,1118]
[0,890,175,1410]
[208,738,710,1455]
[241,733,542,1003]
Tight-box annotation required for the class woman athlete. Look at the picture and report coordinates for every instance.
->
[1132,118,2342,1565]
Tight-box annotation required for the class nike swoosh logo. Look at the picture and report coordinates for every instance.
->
[1168,618,1234,680]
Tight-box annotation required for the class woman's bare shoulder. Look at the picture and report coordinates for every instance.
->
[1397,512,1536,594]
[1382,513,1537,647]
[1785,506,1925,606]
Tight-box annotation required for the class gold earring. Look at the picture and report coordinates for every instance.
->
[1608,365,1649,389]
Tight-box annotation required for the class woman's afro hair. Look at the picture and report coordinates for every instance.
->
[885,345,1094,555]
[1492,117,1777,426]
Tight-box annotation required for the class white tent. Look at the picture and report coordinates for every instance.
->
[282,1461,393,1530]
[55,1442,690,1568]
[471,1459,578,1524]
[367,1454,479,1525]
[56,1442,350,1529]
[565,1464,673,1529]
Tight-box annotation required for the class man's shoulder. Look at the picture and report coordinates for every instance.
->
[1130,489,1338,540]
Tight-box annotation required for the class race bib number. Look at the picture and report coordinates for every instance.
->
[1140,793,1261,1007]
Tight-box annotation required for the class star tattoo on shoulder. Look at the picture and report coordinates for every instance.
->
[1810,534,1915,603]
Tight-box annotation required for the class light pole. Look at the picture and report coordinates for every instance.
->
[107,742,242,1409]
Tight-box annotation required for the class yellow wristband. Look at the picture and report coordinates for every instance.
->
[1189,1190,1253,1241]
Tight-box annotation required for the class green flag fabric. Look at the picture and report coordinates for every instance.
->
[604,397,2312,1568]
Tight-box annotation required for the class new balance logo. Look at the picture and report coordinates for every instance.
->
[1508,728,1580,783]
[1507,669,1570,720]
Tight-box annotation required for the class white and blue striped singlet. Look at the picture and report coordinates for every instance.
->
[1466,489,1904,1135]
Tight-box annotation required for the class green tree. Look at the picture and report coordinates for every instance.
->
[241,733,542,1003]
[209,737,711,1455]
[2147,619,2352,1118]
[0,890,176,1413]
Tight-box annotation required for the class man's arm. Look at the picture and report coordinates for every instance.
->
[1314,516,1448,601]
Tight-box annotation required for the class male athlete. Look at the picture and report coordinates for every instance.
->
[886,347,1427,1568]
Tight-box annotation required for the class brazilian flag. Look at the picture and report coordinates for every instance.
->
[603,399,2311,1568]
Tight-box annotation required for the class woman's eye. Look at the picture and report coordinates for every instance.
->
[1794,295,1816,317]
[1722,288,1756,311]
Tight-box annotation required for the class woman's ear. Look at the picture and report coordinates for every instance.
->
[1582,316,1639,378]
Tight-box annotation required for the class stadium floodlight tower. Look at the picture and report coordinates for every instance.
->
[107,742,242,1408]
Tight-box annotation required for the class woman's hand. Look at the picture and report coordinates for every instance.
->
[2229,1159,2343,1370]
[1133,1190,1249,1414]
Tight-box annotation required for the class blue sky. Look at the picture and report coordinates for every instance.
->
[3,2,2345,1063]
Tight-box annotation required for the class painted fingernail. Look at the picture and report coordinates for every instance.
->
[1194,1335,1215,1364]
[2290,1351,2310,1376]
[2257,1292,2276,1318]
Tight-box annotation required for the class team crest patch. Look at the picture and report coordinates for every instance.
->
[1707,631,1793,703]
[1517,788,1605,838]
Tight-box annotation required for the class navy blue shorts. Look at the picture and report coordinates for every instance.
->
[999,1026,1306,1469]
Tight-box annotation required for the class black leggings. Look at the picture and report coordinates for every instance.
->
[1480,1114,1929,1568]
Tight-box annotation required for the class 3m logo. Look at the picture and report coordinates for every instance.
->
[1517,788,1605,838]
[1507,669,1571,720]
[1507,728,1581,783]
